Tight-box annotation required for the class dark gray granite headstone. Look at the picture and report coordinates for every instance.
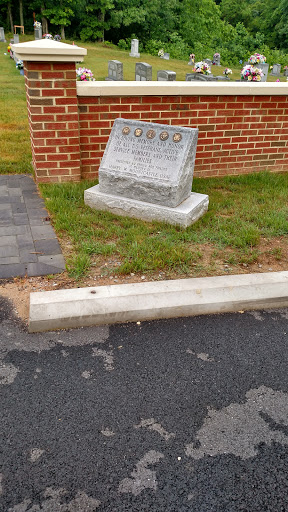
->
[106,60,123,81]
[157,70,176,81]
[34,27,42,40]
[270,63,281,76]
[13,34,19,44]
[135,62,152,81]
[0,27,6,42]
[98,118,199,208]
[129,38,140,57]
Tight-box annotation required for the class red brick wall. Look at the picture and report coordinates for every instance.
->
[78,94,288,179]
[24,61,81,183]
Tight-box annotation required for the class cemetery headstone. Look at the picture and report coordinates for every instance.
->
[84,118,209,227]
[163,53,170,60]
[0,27,6,42]
[270,63,281,76]
[129,38,140,58]
[106,60,123,81]
[186,73,216,81]
[215,76,230,81]
[203,58,212,67]
[284,67,288,77]
[34,26,42,40]
[258,63,269,82]
[157,70,176,81]
[188,53,195,66]
[13,33,19,44]
[212,53,220,66]
[135,62,152,81]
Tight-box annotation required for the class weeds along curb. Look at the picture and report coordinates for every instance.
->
[29,271,288,332]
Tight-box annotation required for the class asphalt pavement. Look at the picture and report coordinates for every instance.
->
[1,294,288,511]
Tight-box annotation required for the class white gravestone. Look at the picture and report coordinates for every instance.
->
[84,118,209,227]
[135,62,152,81]
[0,27,6,42]
[106,60,123,81]
[157,70,176,81]
[13,34,19,44]
[163,53,170,60]
[129,38,140,58]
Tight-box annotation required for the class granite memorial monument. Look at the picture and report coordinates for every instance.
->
[84,118,209,227]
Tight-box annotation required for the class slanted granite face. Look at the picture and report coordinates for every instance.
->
[106,60,123,81]
[157,70,176,81]
[129,38,140,57]
[0,27,6,42]
[98,118,199,208]
[135,62,152,81]
[186,73,216,81]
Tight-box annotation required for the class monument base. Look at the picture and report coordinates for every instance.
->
[84,185,209,228]
[129,52,140,57]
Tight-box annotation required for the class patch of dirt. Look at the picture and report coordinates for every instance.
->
[0,238,287,325]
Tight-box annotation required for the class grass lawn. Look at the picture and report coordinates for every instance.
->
[0,35,287,283]
[40,172,288,282]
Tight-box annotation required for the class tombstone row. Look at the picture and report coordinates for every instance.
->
[106,60,230,82]
[106,60,176,82]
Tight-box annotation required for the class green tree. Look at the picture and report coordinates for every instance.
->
[80,0,114,41]
[42,0,76,38]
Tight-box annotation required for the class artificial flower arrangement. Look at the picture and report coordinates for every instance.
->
[54,34,61,41]
[7,45,10,53]
[284,65,288,70]
[76,67,95,81]
[223,68,232,76]
[248,53,266,64]
[16,60,23,69]
[193,61,211,75]
[158,49,164,57]
[240,64,263,81]
[34,21,41,28]
[213,53,220,57]
[43,33,53,39]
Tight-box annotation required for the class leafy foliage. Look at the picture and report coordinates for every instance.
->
[1,0,288,64]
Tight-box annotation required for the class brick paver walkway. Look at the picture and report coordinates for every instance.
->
[0,175,65,279]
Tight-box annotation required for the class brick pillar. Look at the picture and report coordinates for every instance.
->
[10,40,87,183]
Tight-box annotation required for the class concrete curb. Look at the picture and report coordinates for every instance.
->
[28,271,288,332]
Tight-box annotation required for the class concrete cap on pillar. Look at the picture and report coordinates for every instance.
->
[10,39,87,62]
